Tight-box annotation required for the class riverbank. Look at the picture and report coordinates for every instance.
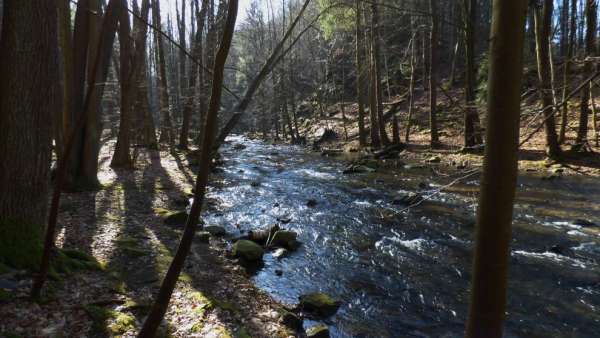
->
[290,86,600,178]
[0,138,296,337]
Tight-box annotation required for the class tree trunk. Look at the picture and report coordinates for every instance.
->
[0,0,57,269]
[32,0,122,297]
[534,0,562,159]
[405,30,416,143]
[429,0,440,148]
[559,0,577,143]
[371,0,390,146]
[465,1,527,337]
[153,0,174,145]
[355,0,367,147]
[138,0,238,335]
[463,0,483,149]
[574,0,597,150]
[179,0,208,149]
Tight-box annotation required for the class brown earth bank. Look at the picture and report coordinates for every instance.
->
[0,138,296,338]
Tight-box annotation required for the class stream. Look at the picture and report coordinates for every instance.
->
[201,135,600,337]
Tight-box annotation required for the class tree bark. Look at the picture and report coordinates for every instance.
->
[534,0,562,159]
[559,0,577,143]
[463,0,483,149]
[355,0,367,147]
[574,0,597,150]
[0,0,57,269]
[370,0,390,146]
[138,0,238,336]
[429,0,440,148]
[465,1,527,337]
[153,0,174,145]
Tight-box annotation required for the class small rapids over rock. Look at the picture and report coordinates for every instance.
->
[202,136,600,337]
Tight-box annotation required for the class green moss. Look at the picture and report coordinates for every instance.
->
[115,236,150,258]
[191,322,204,333]
[108,312,136,334]
[84,305,135,335]
[0,289,13,301]
[178,273,193,282]
[211,326,233,338]
[0,217,43,270]
[234,327,252,338]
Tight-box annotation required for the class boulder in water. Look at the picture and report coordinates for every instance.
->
[196,231,210,244]
[204,225,227,236]
[573,219,596,227]
[392,192,423,206]
[232,240,264,262]
[342,164,376,174]
[306,323,330,338]
[280,311,302,330]
[270,230,299,250]
[306,199,318,207]
[232,143,247,150]
[298,292,340,317]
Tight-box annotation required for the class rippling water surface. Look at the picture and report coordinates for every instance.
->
[202,136,600,337]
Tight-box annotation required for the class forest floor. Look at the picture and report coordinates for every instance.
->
[298,86,600,177]
[0,137,295,338]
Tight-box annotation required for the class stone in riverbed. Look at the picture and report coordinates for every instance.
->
[342,164,376,174]
[573,219,596,227]
[306,323,330,338]
[298,292,340,318]
[232,240,264,262]
[280,311,302,330]
[306,199,318,207]
[204,225,227,236]
[270,230,299,250]
[392,192,423,206]
[196,231,210,244]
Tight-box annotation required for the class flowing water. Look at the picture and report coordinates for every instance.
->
[201,136,600,337]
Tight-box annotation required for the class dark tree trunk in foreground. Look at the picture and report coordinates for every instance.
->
[574,0,597,150]
[0,0,58,269]
[534,0,562,159]
[429,0,440,148]
[138,0,238,336]
[31,0,122,298]
[465,1,527,337]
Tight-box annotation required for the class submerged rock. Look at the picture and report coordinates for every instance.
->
[573,219,596,227]
[232,143,247,150]
[306,199,318,207]
[280,311,302,330]
[299,292,340,318]
[233,240,264,262]
[272,248,289,259]
[306,323,330,338]
[392,192,423,206]
[270,230,299,250]
[204,225,227,236]
[342,164,376,174]
[196,231,210,244]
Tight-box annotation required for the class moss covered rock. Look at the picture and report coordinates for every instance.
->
[204,225,227,236]
[299,292,340,317]
[306,323,329,338]
[196,231,211,244]
[270,230,298,250]
[232,240,264,262]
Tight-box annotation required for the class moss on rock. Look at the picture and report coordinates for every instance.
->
[299,292,340,317]
[232,240,264,262]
